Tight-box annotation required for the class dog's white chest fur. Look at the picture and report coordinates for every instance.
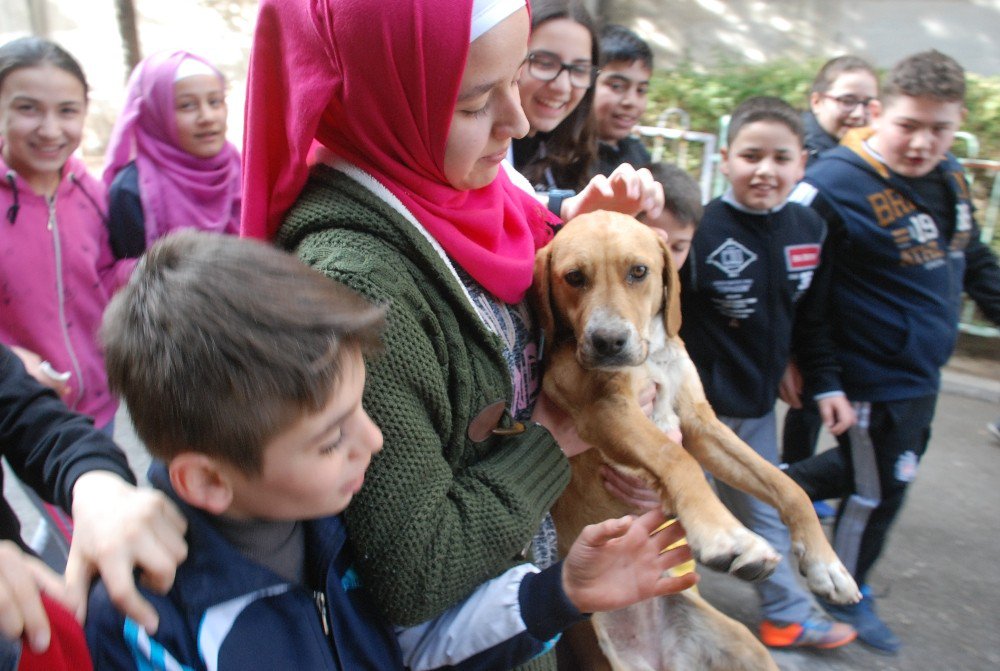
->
[646,318,690,435]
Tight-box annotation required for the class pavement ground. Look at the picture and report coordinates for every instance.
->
[4,357,999,670]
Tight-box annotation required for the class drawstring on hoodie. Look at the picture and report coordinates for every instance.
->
[5,171,18,224]
[69,173,109,227]
[3,169,108,227]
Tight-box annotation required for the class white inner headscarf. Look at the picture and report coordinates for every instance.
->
[470,0,526,42]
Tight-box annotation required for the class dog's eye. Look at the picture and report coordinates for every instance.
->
[564,270,586,288]
[628,265,649,282]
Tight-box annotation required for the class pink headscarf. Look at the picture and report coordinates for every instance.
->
[103,50,242,245]
[240,0,556,304]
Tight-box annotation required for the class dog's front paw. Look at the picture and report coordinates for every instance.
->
[690,526,781,582]
[799,555,862,604]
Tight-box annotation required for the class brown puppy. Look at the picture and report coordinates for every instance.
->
[534,211,859,670]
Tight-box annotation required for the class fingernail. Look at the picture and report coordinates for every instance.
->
[31,630,50,654]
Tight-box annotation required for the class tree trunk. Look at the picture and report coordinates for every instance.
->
[26,0,49,37]
[114,0,142,77]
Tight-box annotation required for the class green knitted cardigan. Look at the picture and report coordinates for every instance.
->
[278,166,569,665]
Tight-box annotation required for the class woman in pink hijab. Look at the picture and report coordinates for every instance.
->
[103,50,241,258]
[242,3,685,669]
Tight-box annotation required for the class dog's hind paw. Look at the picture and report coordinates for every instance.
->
[801,559,862,604]
[692,526,781,582]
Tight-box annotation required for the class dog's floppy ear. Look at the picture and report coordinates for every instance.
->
[531,243,558,343]
[658,237,683,337]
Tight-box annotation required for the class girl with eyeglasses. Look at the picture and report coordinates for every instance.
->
[511,0,598,194]
[804,55,879,166]
[782,56,880,480]
[511,0,662,223]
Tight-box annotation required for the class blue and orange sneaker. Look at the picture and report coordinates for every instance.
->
[759,615,857,649]
[822,586,901,654]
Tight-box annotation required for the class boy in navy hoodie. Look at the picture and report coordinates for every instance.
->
[679,96,857,652]
[785,50,1000,654]
[85,232,696,671]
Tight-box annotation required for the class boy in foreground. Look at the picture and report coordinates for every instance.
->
[85,232,696,671]
[679,96,857,651]
[786,50,1000,654]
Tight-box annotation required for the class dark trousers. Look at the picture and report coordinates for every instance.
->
[781,400,823,464]
[785,395,937,586]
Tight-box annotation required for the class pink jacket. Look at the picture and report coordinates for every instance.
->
[1,153,130,427]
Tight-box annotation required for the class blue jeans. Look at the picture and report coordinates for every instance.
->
[714,410,816,624]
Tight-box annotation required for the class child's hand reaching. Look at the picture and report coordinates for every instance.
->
[561,163,665,222]
[561,509,698,614]
[0,540,70,653]
[65,472,188,633]
[10,346,71,399]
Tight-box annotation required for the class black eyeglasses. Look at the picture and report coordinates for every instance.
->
[525,51,598,89]
[822,93,875,111]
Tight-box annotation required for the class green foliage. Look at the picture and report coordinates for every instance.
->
[645,59,1000,255]
[645,59,1000,159]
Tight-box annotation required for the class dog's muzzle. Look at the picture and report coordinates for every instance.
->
[577,310,648,369]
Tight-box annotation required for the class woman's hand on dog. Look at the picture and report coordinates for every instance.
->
[562,509,698,613]
[601,465,662,512]
[532,390,593,458]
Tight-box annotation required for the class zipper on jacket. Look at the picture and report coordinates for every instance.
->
[47,195,86,408]
[313,590,331,637]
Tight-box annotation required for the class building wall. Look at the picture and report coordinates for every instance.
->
[1,0,997,163]
[597,0,1000,75]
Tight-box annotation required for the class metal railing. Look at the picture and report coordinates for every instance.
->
[632,115,998,338]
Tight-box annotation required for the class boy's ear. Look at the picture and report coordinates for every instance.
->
[719,146,730,177]
[169,452,235,515]
[808,91,822,112]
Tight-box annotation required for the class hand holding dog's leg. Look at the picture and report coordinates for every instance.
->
[532,390,593,458]
[562,509,698,613]
[601,465,661,512]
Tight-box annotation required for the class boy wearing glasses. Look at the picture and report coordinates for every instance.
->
[786,50,1000,654]
[591,25,653,176]
[802,56,880,166]
[781,56,880,498]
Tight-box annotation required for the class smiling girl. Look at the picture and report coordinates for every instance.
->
[511,0,599,192]
[103,51,241,259]
[0,37,123,429]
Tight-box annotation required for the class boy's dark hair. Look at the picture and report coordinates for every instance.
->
[727,96,804,146]
[0,36,89,97]
[102,232,385,475]
[882,49,965,104]
[647,163,703,225]
[520,0,600,191]
[598,24,653,71]
[810,55,877,95]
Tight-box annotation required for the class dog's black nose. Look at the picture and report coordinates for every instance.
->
[591,328,627,357]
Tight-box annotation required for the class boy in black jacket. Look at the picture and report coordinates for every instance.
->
[591,25,653,176]
[679,96,856,651]
[785,50,1000,654]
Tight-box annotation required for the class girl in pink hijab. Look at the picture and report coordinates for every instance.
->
[103,50,241,258]
[242,3,687,669]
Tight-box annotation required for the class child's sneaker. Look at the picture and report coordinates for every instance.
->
[821,593,901,654]
[759,615,857,649]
